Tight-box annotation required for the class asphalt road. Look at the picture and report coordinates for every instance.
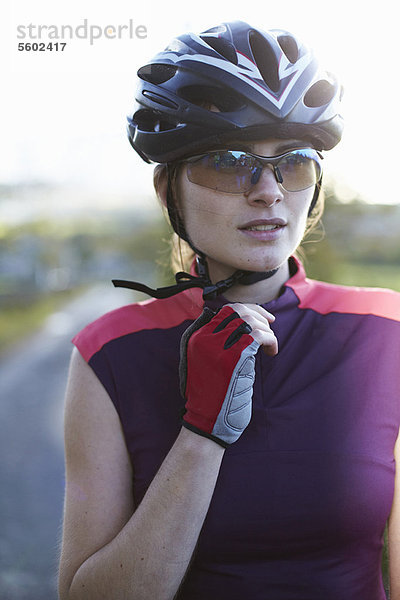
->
[0,284,133,600]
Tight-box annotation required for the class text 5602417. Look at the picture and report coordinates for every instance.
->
[18,42,67,51]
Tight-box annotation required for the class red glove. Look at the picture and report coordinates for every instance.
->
[179,305,260,447]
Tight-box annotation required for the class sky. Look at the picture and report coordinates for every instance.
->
[2,0,399,208]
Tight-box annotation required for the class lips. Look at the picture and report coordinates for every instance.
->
[238,218,287,242]
[239,218,287,231]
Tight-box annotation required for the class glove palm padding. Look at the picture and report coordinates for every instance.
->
[179,306,260,447]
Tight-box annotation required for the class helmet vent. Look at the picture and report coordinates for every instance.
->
[200,36,238,65]
[249,30,280,93]
[142,90,179,109]
[137,64,177,85]
[277,35,299,64]
[304,80,336,107]
[201,25,226,35]
[133,109,177,132]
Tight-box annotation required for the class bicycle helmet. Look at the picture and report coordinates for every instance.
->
[128,21,343,163]
[115,21,344,300]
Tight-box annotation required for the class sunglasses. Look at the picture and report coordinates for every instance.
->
[183,148,323,194]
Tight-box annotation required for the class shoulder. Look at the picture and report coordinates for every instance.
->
[73,289,203,363]
[289,273,400,323]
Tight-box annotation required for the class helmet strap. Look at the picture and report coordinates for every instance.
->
[165,163,192,246]
[308,180,321,216]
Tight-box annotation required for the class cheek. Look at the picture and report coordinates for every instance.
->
[178,175,235,237]
[287,190,314,226]
[182,201,232,250]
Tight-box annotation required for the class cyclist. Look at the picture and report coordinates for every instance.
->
[59,21,400,600]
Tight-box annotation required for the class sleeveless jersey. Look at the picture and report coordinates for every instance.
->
[72,257,400,599]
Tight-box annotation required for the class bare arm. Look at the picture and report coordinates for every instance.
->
[389,428,400,599]
[58,348,225,600]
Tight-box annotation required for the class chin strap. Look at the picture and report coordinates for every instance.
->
[113,255,279,300]
[112,270,240,300]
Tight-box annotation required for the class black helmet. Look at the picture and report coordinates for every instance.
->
[128,20,344,164]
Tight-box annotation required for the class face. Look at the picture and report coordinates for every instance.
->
[175,138,317,280]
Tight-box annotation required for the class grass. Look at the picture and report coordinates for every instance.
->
[330,263,400,291]
[306,260,400,292]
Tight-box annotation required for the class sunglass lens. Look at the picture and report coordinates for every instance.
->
[250,166,262,186]
[278,150,321,191]
[187,152,255,193]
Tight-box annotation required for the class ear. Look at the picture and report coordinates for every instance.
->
[153,164,168,207]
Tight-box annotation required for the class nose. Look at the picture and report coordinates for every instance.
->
[244,165,284,207]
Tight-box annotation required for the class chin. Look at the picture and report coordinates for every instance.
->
[212,257,287,277]
[238,251,291,273]
[204,242,293,276]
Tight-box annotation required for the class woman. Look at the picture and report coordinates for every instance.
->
[58,21,400,599]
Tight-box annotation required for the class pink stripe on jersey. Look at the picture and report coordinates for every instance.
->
[73,257,400,363]
[288,257,400,322]
[73,287,203,362]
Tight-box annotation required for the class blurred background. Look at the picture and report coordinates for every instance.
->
[1,0,398,597]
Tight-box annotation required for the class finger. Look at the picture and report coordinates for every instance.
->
[224,303,278,356]
[212,310,240,333]
[250,328,279,356]
[247,303,276,322]
[226,308,275,340]
[263,341,279,357]
[237,312,274,333]
[228,302,276,324]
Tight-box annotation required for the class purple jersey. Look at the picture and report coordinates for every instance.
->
[72,257,400,599]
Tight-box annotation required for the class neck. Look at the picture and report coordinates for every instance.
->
[206,259,291,304]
